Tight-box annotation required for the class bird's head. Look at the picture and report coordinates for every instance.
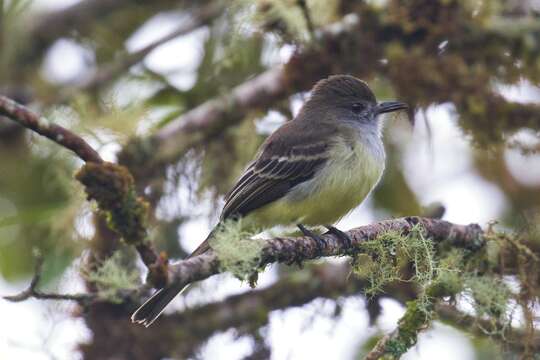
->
[303,75,408,127]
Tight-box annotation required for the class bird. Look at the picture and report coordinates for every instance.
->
[132,74,408,326]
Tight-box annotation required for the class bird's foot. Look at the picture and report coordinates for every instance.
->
[324,225,353,249]
[297,224,327,254]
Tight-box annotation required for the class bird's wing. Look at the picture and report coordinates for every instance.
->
[221,139,331,220]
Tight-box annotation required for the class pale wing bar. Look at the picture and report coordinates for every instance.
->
[221,142,329,220]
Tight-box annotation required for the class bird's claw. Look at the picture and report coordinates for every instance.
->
[297,224,327,254]
[324,225,353,249]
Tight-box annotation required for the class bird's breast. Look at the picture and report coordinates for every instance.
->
[246,136,385,228]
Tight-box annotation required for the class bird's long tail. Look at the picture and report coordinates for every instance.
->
[131,232,214,327]
[130,282,189,327]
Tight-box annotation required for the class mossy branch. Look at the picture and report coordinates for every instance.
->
[75,162,168,287]
[163,217,485,293]
[365,300,432,360]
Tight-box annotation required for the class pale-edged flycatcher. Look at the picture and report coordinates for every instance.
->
[132,75,408,326]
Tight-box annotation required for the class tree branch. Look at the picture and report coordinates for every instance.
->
[0,95,166,286]
[21,0,206,66]
[0,95,103,163]
[163,217,485,292]
[435,303,540,353]
[117,14,362,180]
[3,254,92,304]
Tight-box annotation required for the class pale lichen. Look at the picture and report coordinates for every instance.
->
[82,252,139,303]
[209,219,265,281]
[37,116,50,129]
[352,224,436,297]
[463,275,512,328]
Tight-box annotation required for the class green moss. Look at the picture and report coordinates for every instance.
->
[385,300,431,358]
[75,162,149,245]
[117,136,159,176]
[209,219,265,281]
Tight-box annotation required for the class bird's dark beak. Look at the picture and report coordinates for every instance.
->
[376,101,408,115]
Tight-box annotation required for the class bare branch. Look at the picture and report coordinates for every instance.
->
[3,254,91,303]
[0,95,103,163]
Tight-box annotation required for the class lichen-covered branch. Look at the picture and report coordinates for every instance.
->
[75,162,168,287]
[163,217,485,293]
[364,298,432,359]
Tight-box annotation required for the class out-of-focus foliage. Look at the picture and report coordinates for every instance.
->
[0,140,82,282]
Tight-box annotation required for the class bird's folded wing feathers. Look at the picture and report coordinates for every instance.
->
[221,141,330,220]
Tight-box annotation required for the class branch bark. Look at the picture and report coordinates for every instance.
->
[3,254,92,304]
[0,95,103,163]
[163,217,485,293]
[435,303,540,353]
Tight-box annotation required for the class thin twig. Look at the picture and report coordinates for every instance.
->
[297,0,315,40]
[435,303,540,353]
[3,254,92,303]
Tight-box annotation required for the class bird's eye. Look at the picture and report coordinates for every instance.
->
[351,103,366,114]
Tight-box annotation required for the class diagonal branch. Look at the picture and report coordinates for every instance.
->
[119,11,540,183]
[21,0,211,67]
[0,95,103,163]
[0,95,166,286]
[435,303,540,353]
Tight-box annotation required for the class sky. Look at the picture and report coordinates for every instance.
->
[2,0,540,359]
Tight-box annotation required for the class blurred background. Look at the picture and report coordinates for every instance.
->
[1,0,540,359]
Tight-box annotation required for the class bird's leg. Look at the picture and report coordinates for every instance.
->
[297,224,327,254]
[324,225,353,249]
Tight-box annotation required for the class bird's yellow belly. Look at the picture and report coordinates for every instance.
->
[244,141,384,228]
